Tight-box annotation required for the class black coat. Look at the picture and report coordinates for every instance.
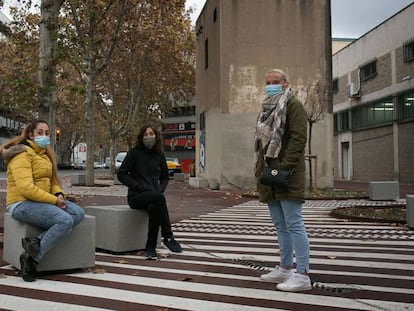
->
[117,146,169,196]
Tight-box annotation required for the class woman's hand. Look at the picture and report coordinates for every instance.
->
[56,194,66,209]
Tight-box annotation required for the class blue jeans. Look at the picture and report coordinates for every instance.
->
[268,199,310,273]
[11,200,85,262]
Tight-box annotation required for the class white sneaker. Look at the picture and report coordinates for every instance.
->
[260,266,293,283]
[276,273,312,292]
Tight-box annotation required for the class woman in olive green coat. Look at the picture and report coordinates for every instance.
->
[255,69,311,292]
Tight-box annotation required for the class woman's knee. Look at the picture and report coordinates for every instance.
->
[58,213,75,232]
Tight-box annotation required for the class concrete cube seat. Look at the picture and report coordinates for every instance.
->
[70,174,86,185]
[368,181,399,201]
[3,213,96,272]
[85,205,160,253]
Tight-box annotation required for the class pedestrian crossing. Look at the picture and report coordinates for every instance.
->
[1,200,414,310]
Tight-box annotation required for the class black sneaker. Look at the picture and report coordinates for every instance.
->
[19,252,37,282]
[22,237,40,258]
[163,238,182,253]
[145,247,157,260]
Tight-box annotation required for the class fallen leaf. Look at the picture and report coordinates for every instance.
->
[114,259,128,264]
[327,256,337,260]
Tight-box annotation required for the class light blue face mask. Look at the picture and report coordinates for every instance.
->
[33,135,51,149]
[265,84,283,97]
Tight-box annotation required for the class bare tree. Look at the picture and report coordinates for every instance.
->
[297,79,327,191]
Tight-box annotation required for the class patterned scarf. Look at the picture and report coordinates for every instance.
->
[255,87,294,159]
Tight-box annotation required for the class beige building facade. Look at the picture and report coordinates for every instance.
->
[195,0,333,190]
[333,4,414,184]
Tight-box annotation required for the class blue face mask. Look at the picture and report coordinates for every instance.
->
[33,135,51,149]
[265,84,283,97]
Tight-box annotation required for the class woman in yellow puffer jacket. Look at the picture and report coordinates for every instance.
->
[0,120,84,282]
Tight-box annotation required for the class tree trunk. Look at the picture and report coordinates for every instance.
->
[38,0,63,126]
[308,122,313,192]
[84,62,95,186]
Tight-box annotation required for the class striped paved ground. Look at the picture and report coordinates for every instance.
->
[1,200,414,310]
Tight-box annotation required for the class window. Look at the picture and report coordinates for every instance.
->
[403,38,414,62]
[360,60,377,81]
[332,78,339,94]
[204,38,208,69]
[398,90,414,121]
[334,110,350,134]
[213,8,217,23]
[352,98,394,130]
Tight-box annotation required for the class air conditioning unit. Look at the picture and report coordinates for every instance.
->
[347,82,360,98]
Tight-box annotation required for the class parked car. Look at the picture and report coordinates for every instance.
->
[93,162,106,169]
[115,152,127,172]
[166,157,182,177]
[73,162,86,170]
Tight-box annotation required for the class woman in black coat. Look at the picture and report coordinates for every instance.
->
[117,124,182,259]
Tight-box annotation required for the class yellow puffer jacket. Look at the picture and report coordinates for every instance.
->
[3,141,64,206]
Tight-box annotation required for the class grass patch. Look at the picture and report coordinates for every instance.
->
[305,188,368,200]
[331,206,406,224]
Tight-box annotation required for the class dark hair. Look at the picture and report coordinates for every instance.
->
[135,124,163,153]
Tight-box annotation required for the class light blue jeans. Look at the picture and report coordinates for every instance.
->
[11,200,85,262]
[268,199,309,273]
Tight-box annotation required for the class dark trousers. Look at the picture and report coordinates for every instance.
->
[128,191,173,248]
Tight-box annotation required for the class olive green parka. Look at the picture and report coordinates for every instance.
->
[255,95,308,202]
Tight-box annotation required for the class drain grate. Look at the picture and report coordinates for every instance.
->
[232,258,362,294]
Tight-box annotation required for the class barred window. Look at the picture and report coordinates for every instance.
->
[333,78,339,94]
[352,98,394,130]
[403,39,414,63]
[334,110,350,134]
[398,90,414,121]
[360,61,377,82]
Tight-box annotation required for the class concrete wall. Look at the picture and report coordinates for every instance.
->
[352,126,394,181]
[399,122,414,184]
[196,0,333,190]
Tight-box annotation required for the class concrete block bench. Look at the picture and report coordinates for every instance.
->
[407,195,414,229]
[84,205,160,253]
[189,177,209,188]
[368,181,399,201]
[70,174,86,185]
[3,214,96,272]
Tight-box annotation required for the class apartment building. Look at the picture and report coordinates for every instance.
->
[332,3,414,184]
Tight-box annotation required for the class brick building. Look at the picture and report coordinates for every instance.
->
[332,3,414,184]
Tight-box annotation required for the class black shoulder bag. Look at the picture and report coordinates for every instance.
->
[259,162,294,190]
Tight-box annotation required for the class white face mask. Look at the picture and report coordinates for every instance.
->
[143,136,156,149]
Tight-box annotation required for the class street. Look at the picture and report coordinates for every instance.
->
[0,180,413,310]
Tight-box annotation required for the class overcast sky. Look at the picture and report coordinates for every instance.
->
[2,1,413,39]
[186,0,414,38]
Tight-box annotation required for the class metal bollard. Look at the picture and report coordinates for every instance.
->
[407,195,414,229]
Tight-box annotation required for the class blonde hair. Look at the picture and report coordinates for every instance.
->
[0,120,61,187]
[266,69,289,83]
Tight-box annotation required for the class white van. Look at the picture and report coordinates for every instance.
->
[115,152,127,171]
